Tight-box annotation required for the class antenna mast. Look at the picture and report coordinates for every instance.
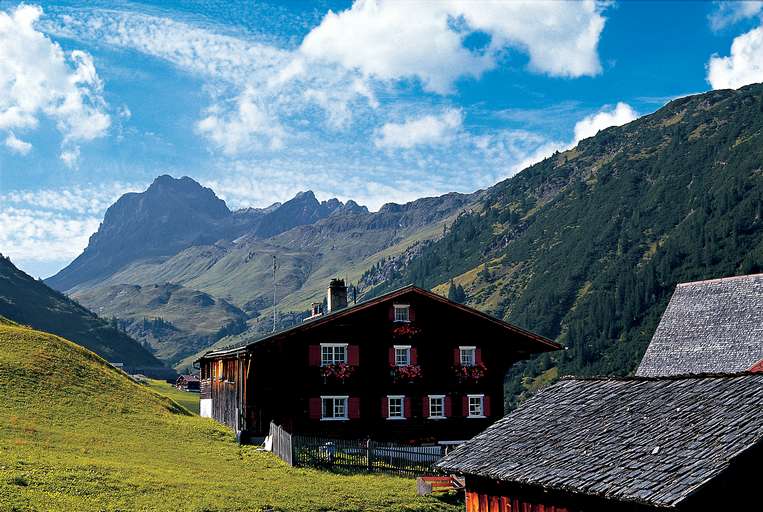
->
[272,255,277,333]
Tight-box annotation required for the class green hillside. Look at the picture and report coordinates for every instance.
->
[0,320,456,511]
[73,282,248,364]
[0,255,171,377]
[367,84,763,407]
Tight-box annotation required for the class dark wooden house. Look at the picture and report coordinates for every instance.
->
[637,273,763,377]
[175,374,200,392]
[437,373,763,511]
[197,279,559,443]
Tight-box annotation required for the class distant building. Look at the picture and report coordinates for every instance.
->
[196,279,559,443]
[637,274,763,376]
[175,374,200,392]
[438,373,763,511]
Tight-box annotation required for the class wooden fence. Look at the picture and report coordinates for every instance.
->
[269,422,293,466]
[268,423,444,476]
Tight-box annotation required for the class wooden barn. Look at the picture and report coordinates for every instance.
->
[196,279,559,443]
[637,273,763,377]
[437,373,763,511]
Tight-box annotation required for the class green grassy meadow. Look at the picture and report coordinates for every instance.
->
[143,378,200,415]
[0,321,459,511]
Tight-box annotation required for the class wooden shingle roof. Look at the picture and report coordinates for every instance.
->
[637,274,763,377]
[437,374,763,508]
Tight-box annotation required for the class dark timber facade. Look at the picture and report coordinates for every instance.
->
[197,281,559,443]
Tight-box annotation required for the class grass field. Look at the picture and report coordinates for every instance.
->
[143,378,200,415]
[0,320,460,511]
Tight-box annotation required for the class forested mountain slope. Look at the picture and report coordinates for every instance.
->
[0,256,172,377]
[366,83,763,406]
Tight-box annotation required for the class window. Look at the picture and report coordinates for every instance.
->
[387,395,405,419]
[320,343,347,366]
[429,395,445,419]
[321,396,348,420]
[394,345,411,366]
[393,304,410,323]
[459,346,476,367]
[468,394,485,418]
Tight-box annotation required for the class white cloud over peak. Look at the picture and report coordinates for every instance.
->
[0,182,142,276]
[0,5,110,154]
[709,1,763,31]
[197,88,286,155]
[707,25,763,90]
[4,133,32,155]
[573,102,638,143]
[60,146,80,168]
[375,109,462,149]
[300,0,607,94]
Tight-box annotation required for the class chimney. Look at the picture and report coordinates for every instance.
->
[303,302,323,322]
[327,278,348,313]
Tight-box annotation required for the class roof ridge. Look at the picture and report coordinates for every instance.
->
[559,371,762,382]
[677,273,763,287]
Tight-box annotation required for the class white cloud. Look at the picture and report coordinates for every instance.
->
[4,133,32,155]
[0,4,110,153]
[0,182,143,274]
[0,207,100,264]
[197,88,286,154]
[707,26,763,90]
[573,102,638,143]
[709,1,763,31]
[375,109,462,149]
[60,146,81,169]
[300,0,607,94]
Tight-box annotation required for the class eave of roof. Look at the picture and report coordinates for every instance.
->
[436,373,763,508]
[196,284,560,361]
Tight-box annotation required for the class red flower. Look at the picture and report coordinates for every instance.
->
[392,364,423,382]
[322,363,357,382]
[391,324,421,339]
[453,363,487,383]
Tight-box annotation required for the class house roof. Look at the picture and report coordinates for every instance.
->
[437,373,763,508]
[636,274,763,377]
[197,284,560,361]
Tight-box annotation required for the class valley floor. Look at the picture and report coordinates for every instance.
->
[0,322,458,511]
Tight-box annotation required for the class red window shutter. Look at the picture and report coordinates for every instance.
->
[444,396,452,417]
[410,347,418,365]
[389,305,395,321]
[349,397,360,419]
[308,398,321,419]
[348,345,359,365]
[404,397,412,419]
[381,397,388,418]
[422,396,429,418]
[409,306,416,322]
[462,395,469,417]
[388,347,395,366]
[475,347,483,365]
[308,345,320,366]
[453,347,460,365]
[483,396,491,417]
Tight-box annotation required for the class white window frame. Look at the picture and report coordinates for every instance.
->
[459,346,476,367]
[467,394,485,418]
[428,394,446,419]
[387,395,405,420]
[393,345,411,367]
[320,395,349,421]
[320,343,348,367]
[393,304,410,323]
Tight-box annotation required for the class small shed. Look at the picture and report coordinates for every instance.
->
[637,274,763,377]
[437,373,763,511]
[176,374,200,392]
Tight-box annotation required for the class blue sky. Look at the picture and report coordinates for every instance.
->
[2,0,763,278]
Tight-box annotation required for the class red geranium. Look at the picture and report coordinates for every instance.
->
[453,363,487,383]
[392,364,423,382]
[392,324,421,339]
[322,363,356,382]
